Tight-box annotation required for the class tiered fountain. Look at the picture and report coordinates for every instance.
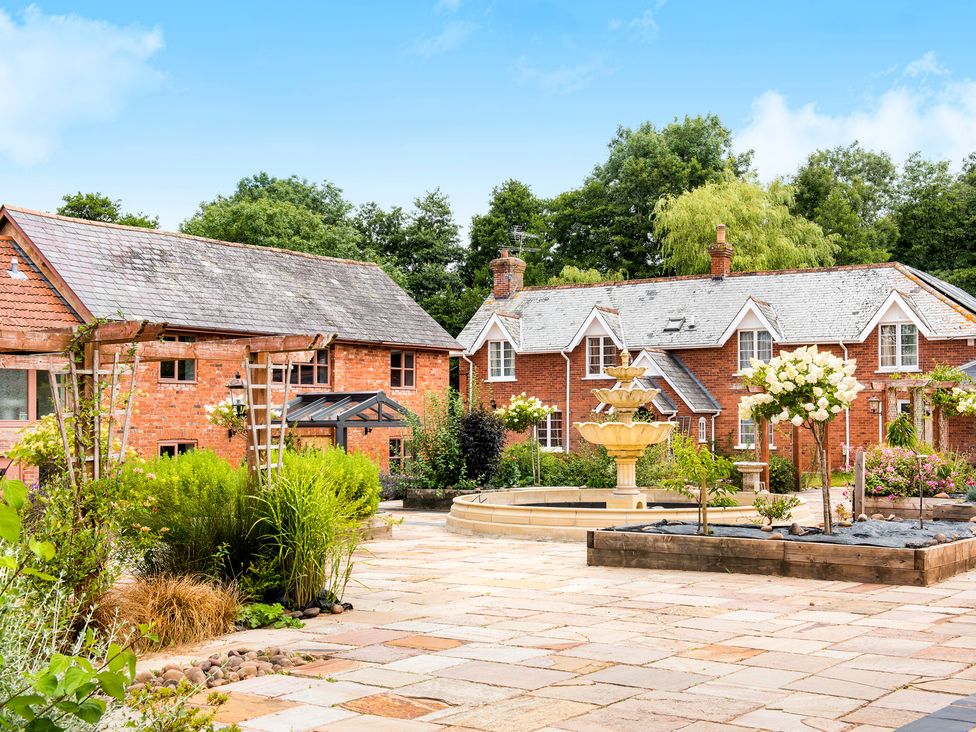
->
[574,350,676,509]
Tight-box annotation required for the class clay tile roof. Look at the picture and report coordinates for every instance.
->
[3,207,459,350]
[0,237,80,329]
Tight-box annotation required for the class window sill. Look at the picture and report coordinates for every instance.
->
[583,374,616,381]
[158,379,198,385]
[875,368,921,374]
[734,445,777,451]
[486,376,516,383]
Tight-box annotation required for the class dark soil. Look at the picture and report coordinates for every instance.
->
[608,518,976,549]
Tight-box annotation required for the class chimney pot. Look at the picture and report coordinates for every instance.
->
[707,224,732,279]
[489,250,526,299]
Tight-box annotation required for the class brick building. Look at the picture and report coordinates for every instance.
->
[0,206,459,479]
[457,227,976,476]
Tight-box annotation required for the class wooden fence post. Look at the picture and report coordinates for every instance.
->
[853,448,865,518]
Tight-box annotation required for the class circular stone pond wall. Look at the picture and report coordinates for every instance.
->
[446,487,805,541]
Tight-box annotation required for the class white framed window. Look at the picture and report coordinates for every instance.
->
[538,411,563,450]
[879,323,918,370]
[698,417,707,443]
[738,418,775,449]
[738,330,772,371]
[586,336,618,377]
[487,340,515,380]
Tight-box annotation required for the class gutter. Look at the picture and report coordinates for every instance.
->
[561,350,571,453]
[461,354,475,411]
[839,340,851,471]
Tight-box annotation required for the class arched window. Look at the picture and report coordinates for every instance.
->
[698,417,707,443]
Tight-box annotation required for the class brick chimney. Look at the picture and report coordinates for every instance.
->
[489,249,526,298]
[708,224,733,279]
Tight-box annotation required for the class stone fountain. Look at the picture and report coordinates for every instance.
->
[575,351,676,510]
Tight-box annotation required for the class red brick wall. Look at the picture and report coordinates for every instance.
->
[460,329,976,470]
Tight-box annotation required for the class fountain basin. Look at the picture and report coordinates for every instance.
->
[574,421,675,451]
[591,387,661,411]
[446,487,782,541]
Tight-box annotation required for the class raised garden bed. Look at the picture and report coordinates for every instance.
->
[863,495,976,520]
[587,519,976,586]
[404,487,483,511]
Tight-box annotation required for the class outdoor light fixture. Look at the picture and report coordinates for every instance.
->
[226,372,247,417]
[867,395,882,415]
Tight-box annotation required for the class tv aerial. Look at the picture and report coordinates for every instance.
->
[508,226,540,257]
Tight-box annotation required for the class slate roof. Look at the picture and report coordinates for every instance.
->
[3,207,459,350]
[457,264,976,353]
[642,350,721,413]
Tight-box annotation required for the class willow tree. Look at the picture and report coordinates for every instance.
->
[654,176,838,275]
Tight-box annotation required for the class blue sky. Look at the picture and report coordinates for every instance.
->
[2,1,976,232]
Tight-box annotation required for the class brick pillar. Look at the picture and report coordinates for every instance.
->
[489,249,527,299]
[708,224,733,279]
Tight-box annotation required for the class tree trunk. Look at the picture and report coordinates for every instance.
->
[812,424,832,534]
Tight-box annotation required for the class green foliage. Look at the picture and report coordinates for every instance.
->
[864,446,970,498]
[458,407,505,484]
[6,415,65,482]
[665,434,735,534]
[235,603,303,630]
[494,393,556,433]
[790,142,897,265]
[252,466,360,608]
[768,454,797,494]
[491,441,617,489]
[57,191,158,229]
[885,413,918,450]
[125,682,239,732]
[656,176,837,275]
[967,484,976,503]
[407,390,471,491]
[753,494,802,524]
[125,450,254,579]
[281,447,380,519]
[546,265,625,286]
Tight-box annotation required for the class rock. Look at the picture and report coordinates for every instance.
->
[969,516,976,523]
[240,663,258,678]
[199,660,211,672]
[208,668,224,680]
[270,654,288,665]
[257,662,274,674]
[128,683,145,692]
[768,533,784,540]
[302,607,320,619]
[871,513,885,520]
[236,648,251,655]
[330,604,345,614]
[788,523,805,536]
[277,658,292,668]
[838,520,853,527]
[244,651,258,660]
[135,670,153,684]
[936,533,948,543]
[935,492,950,499]
[226,656,243,669]
[760,524,773,532]
[162,664,181,673]
[161,669,183,683]
[856,514,869,522]
[887,514,897,521]
[184,667,206,686]
[342,602,353,611]
[164,679,179,689]
[225,672,240,683]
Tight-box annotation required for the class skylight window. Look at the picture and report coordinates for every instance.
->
[664,317,685,332]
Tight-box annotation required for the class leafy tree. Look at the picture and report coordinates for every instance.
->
[547,265,624,286]
[549,115,752,278]
[181,173,363,258]
[464,179,549,286]
[57,192,158,229]
[655,177,837,274]
[790,143,897,265]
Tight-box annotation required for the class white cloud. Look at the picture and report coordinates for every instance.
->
[411,20,477,57]
[0,6,163,166]
[434,0,461,12]
[512,56,605,95]
[608,0,666,43]
[904,51,947,78]
[737,56,976,179]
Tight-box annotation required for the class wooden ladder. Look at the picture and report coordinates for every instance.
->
[244,353,294,482]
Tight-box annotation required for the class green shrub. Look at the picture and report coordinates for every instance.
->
[754,494,802,524]
[125,450,255,580]
[967,484,976,503]
[768,454,797,493]
[407,389,470,490]
[459,407,505,484]
[236,602,303,629]
[281,447,380,519]
[864,446,972,497]
[252,469,360,608]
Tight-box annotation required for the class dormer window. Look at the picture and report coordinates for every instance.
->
[488,340,515,381]
[738,330,772,371]
[586,336,618,377]
[879,323,918,370]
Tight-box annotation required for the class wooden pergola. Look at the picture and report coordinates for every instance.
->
[0,321,335,482]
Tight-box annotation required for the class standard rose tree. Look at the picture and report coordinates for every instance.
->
[738,345,864,534]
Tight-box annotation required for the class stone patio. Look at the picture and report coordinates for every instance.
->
[145,504,976,731]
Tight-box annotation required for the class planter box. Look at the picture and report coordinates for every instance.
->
[863,496,972,520]
[587,528,976,586]
[404,488,481,511]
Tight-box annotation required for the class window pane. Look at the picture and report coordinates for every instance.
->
[391,368,401,387]
[404,352,414,369]
[738,332,754,370]
[160,360,176,380]
[550,411,562,447]
[159,444,176,457]
[179,359,196,381]
[739,418,756,447]
[35,371,55,418]
[391,351,402,369]
[0,370,28,421]
[404,369,415,388]
[587,338,600,374]
[317,365,329,383]
[698,418,707,443]
[602,339,618,369]
[880,325,897,368]
[756,331,772,362]
[900,324,918,367]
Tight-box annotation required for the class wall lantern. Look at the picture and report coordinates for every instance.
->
[867,395,882,415]
[226,372,247,417]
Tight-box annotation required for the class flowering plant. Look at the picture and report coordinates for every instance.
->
[205,399,247,435]
[949,387,976,417]
[494,393,556,434]
[865,446,973,498]
[738,345,864,533]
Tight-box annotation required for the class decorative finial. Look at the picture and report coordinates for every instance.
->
[620,350,631,368]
